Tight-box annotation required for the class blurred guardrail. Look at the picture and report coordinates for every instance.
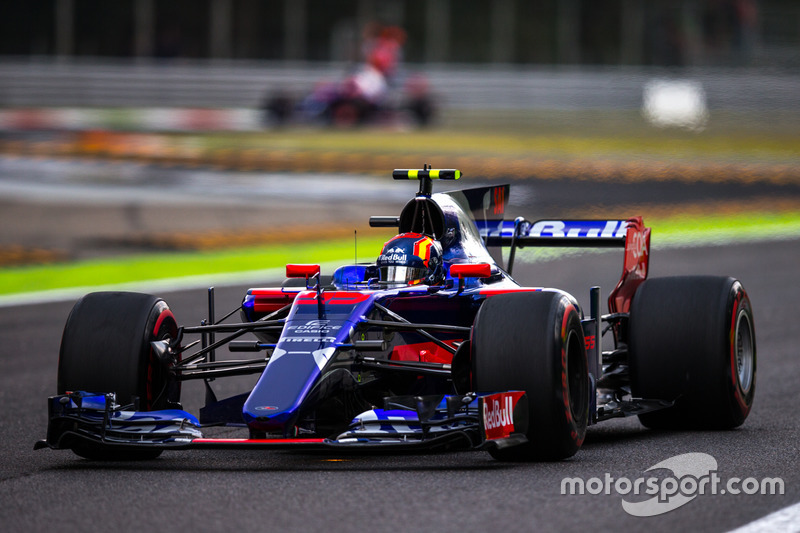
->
[0,58,798,111]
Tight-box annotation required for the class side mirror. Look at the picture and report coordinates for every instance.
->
[286,264,321,278]
[449,263,492,293]
[449,263,492,279]
[286,264,322,292]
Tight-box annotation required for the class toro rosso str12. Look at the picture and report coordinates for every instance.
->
[37,168,756,461]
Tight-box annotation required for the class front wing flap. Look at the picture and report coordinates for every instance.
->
[36,391,528,454]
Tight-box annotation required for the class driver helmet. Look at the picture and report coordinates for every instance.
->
[377,233,444,286]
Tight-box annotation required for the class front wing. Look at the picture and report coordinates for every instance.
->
[36,390,529,455]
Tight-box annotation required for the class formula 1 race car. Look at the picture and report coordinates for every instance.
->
[263,25,434,128]
[263,73,434,128]
[37,168,756,461]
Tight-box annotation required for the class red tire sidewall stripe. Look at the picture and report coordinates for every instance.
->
[729,287,751,415]
[147,307,176,408]
[561,302,584,447]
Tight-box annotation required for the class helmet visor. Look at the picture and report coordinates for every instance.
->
[379,266,428,284]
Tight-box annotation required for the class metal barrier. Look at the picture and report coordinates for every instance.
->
[1,58,798,111]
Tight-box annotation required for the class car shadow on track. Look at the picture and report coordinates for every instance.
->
[40,418,760,472]
[46,452,516,473]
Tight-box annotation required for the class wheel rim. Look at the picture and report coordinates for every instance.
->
[565,329,589,424]
[735,310,755,394]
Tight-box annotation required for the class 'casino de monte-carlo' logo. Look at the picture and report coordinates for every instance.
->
[560,453,784,517]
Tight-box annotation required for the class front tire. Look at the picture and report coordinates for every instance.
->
[629,276,756,429]
[58,291,179,459]
[472,291,589,461]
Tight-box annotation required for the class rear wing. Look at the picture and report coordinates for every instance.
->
[481,217,651,314]
[481,219,628,249]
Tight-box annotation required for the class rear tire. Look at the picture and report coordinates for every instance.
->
[629,276,756,429]
[472,291,589,461]
[58,291,179,459]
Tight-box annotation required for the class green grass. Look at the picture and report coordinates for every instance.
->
[195,130,800,163]
[652,211,800,245]
[0,211,798,297]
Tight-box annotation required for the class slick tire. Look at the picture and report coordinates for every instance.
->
[472,291,589,461]
[629,276,756,429]
[58,292,179,460]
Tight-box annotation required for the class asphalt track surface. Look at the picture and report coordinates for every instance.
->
[1,237,799,532]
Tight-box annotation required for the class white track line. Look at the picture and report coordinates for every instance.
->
[728,502,800,533]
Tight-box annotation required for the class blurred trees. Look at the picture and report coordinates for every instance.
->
[0,0,796,67]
